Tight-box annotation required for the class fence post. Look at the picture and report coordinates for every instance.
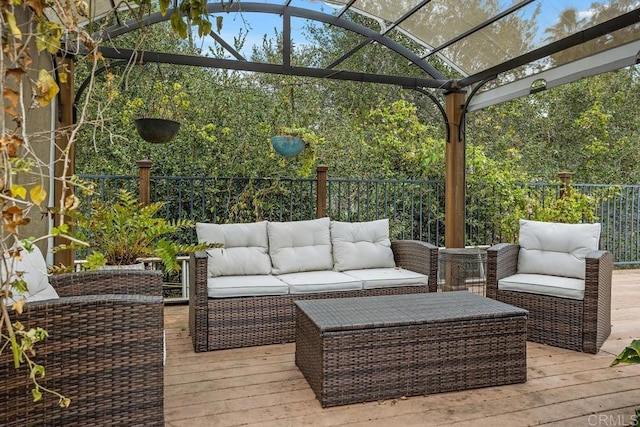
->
[138,160,152,206]
[316,165,328,218]
[558,171,574,198]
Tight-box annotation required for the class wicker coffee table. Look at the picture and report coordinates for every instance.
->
[294,291,528,407]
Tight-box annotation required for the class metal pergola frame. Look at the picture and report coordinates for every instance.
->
[56,1,640,266]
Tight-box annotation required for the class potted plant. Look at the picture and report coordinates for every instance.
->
[271,126,324,177]
[57,189,220,272]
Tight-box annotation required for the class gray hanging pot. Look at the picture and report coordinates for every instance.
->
[135,118,180,143]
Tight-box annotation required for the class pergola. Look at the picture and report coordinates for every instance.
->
[54,0,640,264]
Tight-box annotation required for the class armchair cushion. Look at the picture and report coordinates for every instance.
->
[2,245,58,304]
[196,221,272,277]
[517,219,601,280]
[498,273,585,300]
[330,219,396,271]
[268,218,333,274]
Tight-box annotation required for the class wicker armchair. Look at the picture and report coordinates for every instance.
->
[0,270,164,427]
[486,222,612,354]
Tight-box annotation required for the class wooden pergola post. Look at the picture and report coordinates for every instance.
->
[316,165,328,218]
[53,55,75,267]
[444,90,467,249]
[138,160,152,206]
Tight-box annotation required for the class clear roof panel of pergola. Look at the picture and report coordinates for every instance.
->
[64,0,640,110]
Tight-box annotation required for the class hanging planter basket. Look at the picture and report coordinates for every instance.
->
[134,118,181,144]
[271,135,305,157]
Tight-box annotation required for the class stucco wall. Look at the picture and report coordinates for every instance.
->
[4,7,56,258]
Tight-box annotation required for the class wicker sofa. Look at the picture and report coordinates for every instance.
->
[1,266,164,426]
[189,218,438,352]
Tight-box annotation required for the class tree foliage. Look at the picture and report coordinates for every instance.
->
[468,66,640,184]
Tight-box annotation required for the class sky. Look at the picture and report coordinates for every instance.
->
[195,1,335,58]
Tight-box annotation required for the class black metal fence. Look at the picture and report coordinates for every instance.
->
[78,174,640,265]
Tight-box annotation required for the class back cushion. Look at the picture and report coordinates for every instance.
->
[330,219,396,271]
[518,219,601,280]
[268,217,333,274]
[196,222,272,277]
[2,245,59,303]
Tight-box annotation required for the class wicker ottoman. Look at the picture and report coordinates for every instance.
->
[294,292,528,407]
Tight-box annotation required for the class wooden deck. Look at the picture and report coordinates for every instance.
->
[164,270,640,426]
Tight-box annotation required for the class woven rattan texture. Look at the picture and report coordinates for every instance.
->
[1,270,164,426]
[486,243,612,354]
[189,240,439,352]
[295,292,527,331]
[295,293,527,407]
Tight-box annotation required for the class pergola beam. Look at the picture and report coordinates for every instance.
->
[96,46,451,89]
[468,40,640,111]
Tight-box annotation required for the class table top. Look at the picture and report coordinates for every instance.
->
[294,292,527,332]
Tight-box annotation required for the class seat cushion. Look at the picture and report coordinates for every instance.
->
[343,268,428,289]
[196,222,272,277]
[268,218,333,274]
[2,245,59,304]
[276,271,362,294]
[498,273,585,300]
[207,275,289,298]
[330,219,396,271]
[518,219,601,280]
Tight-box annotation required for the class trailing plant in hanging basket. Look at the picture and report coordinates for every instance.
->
[271,126,324,177]
[270,84,325,168]
[123,81,190,143]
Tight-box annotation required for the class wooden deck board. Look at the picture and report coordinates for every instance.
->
[163,270,640,426]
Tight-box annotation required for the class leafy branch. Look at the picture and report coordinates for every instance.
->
[1,322,71,407]
[610,339,640,366]
[2,0,114,408]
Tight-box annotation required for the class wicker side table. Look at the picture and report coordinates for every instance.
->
[295,292,527,407]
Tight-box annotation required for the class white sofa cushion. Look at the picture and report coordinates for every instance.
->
[498,273,585,300]
[276,271,362,294]
[330,219,396,271]
[344,267,428,289]
[268,218,333,274]
[2,245,59,304]
[196,222,272,277]
[518,219,601,280]
[207,275,289,298]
